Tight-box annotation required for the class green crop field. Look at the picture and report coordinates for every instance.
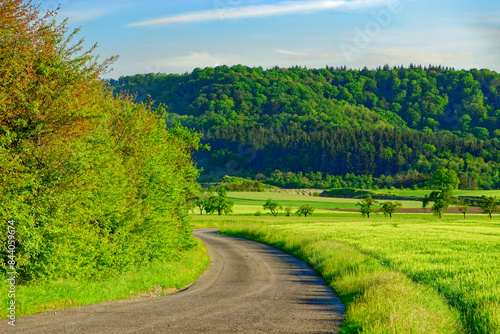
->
[192,190,500,334]
[226,191,425,215]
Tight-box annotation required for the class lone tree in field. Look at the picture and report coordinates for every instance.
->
[380,201,403,218]
[206,187,234,215]
[296,204,315,217]
[263,198,282,216]
[454,198,470,218]
[422,190,454,218]
[194,188,212,215]
[423,169,459,218]
[356,196,379,218]
[285,205,293,217]
[477,196,499,219]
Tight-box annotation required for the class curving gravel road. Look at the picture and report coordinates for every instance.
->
[9,228,344,333]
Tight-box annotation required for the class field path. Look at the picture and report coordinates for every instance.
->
[11,229,344,333]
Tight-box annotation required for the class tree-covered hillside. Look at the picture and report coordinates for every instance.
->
[109,65,500,189]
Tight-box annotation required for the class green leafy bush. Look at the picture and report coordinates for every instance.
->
[0,1,200,282]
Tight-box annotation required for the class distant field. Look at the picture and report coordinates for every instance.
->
[228,191,446,215]
[192,190,500,333]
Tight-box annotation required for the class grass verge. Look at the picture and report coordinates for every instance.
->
[0,239,209,318]
[221,225,465,334]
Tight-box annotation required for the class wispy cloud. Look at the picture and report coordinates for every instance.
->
[128,0,390,26]
[276,49,333,60]
[59,8,115,23]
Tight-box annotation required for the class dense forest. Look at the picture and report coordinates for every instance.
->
[109,61,500,189]
[0,1,201,282]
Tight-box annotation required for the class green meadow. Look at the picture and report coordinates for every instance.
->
[225,191,438,215]
[192,190,500,334]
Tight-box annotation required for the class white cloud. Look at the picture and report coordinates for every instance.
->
[59,8,115,23]
[128,0,391,26]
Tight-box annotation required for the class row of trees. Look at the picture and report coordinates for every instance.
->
[262,199,315,217]
[357,169,500,219]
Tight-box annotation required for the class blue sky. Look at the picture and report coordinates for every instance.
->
[43,0,500,78]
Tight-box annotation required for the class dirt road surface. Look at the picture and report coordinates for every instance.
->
[9,229,344,333]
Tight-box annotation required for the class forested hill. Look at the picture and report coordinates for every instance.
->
[108,65,500,189]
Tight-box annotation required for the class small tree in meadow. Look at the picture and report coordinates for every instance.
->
[380,201,403,218]
[454,198,470,218]
[477,196,499,219]
[285,205,293,217]
[423,190,454,218]
[356,196,378,218]
[194,188,212,215]
[206,187,234,215]
[422,169,458,219]
[263,198,282,216]
[296,204,315,217]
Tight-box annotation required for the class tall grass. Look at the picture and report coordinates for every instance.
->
[222,224,464,334]
[206,214,499,333]
[0,239,209,318]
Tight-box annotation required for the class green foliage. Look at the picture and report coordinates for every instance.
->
[194,188,212,215]
[477,196,500,219]
[432,168,460,190]
[356,196,379,218]
[284,206,293,216]
[0,239,209,318]
[109,65,500,190]
[206,187,234,215]
[0,2,200,282]
[221,179,264,192]
[296,204,315,217]
[422,169,459,218]
[263,199,282,216]
[380,201,403,218]
[454,198,470,218]
[423,190,454,218]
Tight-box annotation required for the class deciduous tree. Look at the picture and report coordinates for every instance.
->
[296,204,315,217]
[263,199,282,216]
[206,187,234,215]
[477,196,499,219]
[357,196,379,218]
[380,201,403,218]
[454,198,470,218]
